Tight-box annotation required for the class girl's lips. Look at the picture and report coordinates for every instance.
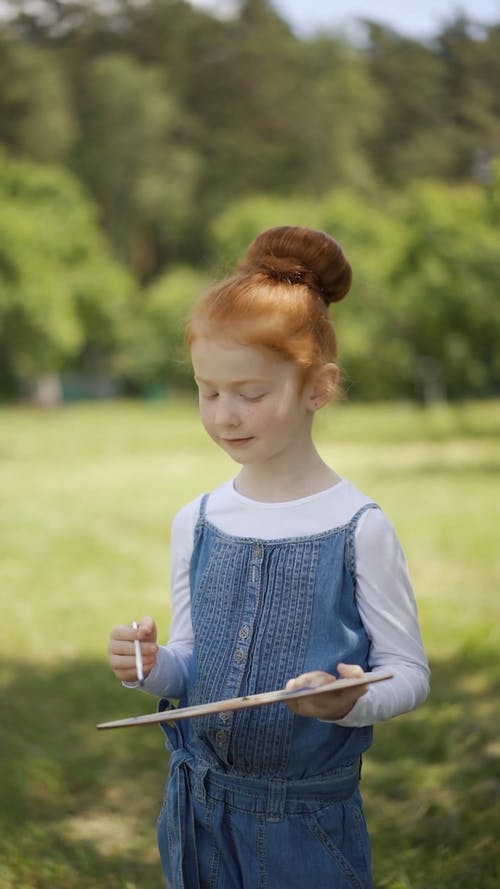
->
[221,437,253,446]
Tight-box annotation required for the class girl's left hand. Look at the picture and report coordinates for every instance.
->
[285,663,368,720]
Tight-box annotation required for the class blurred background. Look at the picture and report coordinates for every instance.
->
[1,0,500,405]
[0,2,499,888]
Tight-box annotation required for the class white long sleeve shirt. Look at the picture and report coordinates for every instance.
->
[140,478,430,727]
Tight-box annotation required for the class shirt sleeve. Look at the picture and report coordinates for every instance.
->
[135,499,197,700]
[333,508,430,727]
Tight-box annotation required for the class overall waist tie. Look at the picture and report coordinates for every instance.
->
[159,699,207,889]
[166,747,209,889]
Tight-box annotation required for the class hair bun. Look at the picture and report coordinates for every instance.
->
[242,226,352,305]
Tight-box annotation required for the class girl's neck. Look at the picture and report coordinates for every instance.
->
[234,451,341,503]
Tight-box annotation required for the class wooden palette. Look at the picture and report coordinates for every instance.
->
[97,672,392,730]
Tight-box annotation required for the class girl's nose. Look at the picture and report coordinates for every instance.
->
[215,395,239,426]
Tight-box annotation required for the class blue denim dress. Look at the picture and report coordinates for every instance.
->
[158,495,377,888]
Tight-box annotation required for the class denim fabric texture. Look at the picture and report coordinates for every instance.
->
[158,495,378,888]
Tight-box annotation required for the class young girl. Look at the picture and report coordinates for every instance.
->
[108,226,429,889]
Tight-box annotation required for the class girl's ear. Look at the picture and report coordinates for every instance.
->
[307,363,339,411]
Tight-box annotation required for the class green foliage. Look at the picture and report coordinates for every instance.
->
[0,152,134,386]
[2,0,500,208]
[209,193,323,267]
[315,191,407,400]
[325,181,500,400]
[388,180,500,399]
[0,37,77,163]
[365,24,458,183]
[436,18,500,178]
[75,52,200,278]
[1,1,500,400]
[117,266,206,392]
[295,35,384,195]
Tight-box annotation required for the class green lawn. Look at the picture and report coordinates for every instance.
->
[1,399,499,888]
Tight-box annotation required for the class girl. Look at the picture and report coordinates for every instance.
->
[108,226,430,889]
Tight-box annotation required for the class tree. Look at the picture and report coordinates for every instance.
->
[316,190,408,400]
[364,22,458,184]
[0,151,134,399]
[437,18,500,179]
[117,266,206,392]
[0,36,77,163]
[292,35,383,196]
[387,179,500,400]
[74,52,200,281]
[209,193,322,267]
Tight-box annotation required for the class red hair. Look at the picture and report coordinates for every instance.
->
[187,226,351,388]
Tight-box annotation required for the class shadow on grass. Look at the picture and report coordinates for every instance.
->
[0,660,168,889]
[1,647,499,889]
[365,641,500,888]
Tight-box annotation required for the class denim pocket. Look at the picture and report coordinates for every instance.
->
[304,792,372,889]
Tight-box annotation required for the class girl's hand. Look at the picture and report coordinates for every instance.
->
[285,663,368,720]
[108,616,159,683]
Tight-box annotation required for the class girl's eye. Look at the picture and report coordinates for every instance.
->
[241,393,265,402]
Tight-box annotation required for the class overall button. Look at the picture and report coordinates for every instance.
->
[215,730,228,746]
[234,648,245,664]
[252,545,262,559]
[219,711,230,723]
[238,625,250,640]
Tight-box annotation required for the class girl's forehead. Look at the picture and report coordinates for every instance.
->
[193,336,267,363]
[191,337,293,379]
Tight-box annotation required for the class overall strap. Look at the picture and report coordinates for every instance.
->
[198,492,209,521]
[345,502,379,580]
[192,493,209,547]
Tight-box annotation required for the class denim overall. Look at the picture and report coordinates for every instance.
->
[158,495,378,889]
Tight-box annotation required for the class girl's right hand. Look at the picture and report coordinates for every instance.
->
[108,616,159,683]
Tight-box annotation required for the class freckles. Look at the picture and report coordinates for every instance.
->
[250,406,274,428]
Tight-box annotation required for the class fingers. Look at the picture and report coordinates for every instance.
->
[108,618,158,682]
[337,663,366,680]
[285,665,368,720]
[285,671,333,693]
[285,671,336,717]
[136,616,157,643]
[109,617,157,644]
[285,665,366,694]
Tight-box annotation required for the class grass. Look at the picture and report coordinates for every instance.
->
[0,397,499,888]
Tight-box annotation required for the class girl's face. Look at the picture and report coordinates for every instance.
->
[191,337,317,471]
